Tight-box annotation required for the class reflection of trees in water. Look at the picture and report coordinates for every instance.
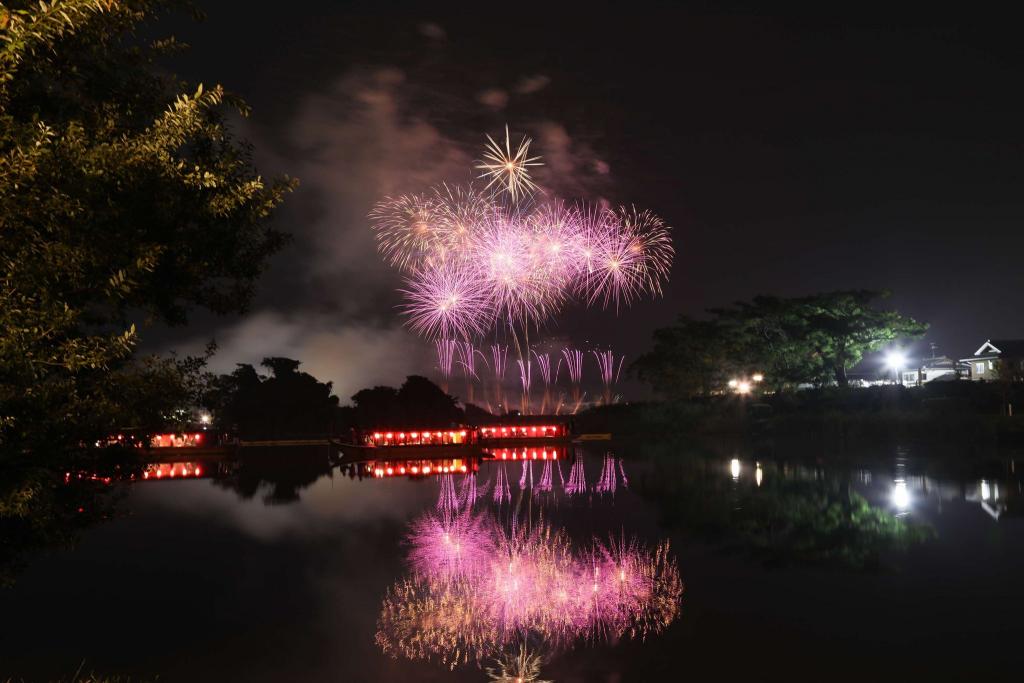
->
[213,447,332,505]
[375,507,682,669]
[1,458,132,587]
[635,454,931,569]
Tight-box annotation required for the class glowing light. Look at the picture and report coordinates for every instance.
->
[892,480,910,510]
[730,458,741,480]
[755,463,763,487]
[751,373,764,383]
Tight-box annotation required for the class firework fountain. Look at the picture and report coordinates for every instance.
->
[532,350,561,415]
[516,358,532,414]
[493,464,512,505]
[490,343,509,413]
[565,451,588,496]
[434,339,457,394]
[371,127,673,406]
[561,347,585,413]
[592,349,625,406]
[456,341,486,405]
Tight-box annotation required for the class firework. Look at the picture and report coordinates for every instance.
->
[518,461,534,490]
[537,461,554,493]
[456,341,486,404]
[486,644,552,683]
[369,193,442,272]
[476,125,542,202]
[592,349,624,405]
[435,339,457,392]
[437,474,460,516]
[595,453,619,495]
[402,264,492,340]
[516,358,532,414]
[376,510,684,667]
[491,343,509,411]
[565,452,588,496]
[532,350,561,414]
[494,463,511,505]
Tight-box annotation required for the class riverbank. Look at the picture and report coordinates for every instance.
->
[576,383,1024,448]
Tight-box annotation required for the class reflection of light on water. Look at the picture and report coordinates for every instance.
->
[730,458,740,480]
[892,480,910,511]
[980,480,991,500]
[755,462,763,487]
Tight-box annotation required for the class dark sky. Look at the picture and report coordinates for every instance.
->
[151,2,1024,396]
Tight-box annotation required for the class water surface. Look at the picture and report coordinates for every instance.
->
[1,441,1022,681]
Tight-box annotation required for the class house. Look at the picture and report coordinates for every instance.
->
[900,355,966,386]
[960,339,1024,381]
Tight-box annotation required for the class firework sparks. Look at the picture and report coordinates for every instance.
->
[371,131,674,345]
[516,358,532,414]
[595,453,619,495]
[476,125,542,202]
[565,451,588,496]
[402,264,493,340]
[435,339,457,391]
[376,510,683,667]
[493,463,511,505]
[592,349,624,405]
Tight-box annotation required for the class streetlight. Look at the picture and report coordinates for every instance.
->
[736,381,752,395]
[751,373,764,383]
[884,350,906,385]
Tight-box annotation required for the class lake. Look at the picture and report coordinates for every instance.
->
[1,440,1022,681]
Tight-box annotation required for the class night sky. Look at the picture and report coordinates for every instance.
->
[149,2,1024,397]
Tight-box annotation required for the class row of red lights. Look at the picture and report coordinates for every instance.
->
[143,464,203,479]
[479,425,562,438]
[63,463,203,484]
[369,430,468,443]
[373,463,469,477]
[485,448,561,461]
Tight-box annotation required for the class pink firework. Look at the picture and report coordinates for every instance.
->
[435,339,457,392]
[562,347,585,412]
[537,461,554,493]
[585,206,674,312]
[406,509,495,580]
[516,358,532,414]
[565,452,588,496]
[456,341,486,404]
[460,473,484,509]
[437,474,460,517]
[592,349,624,405]
[595,453,618,496]
[369,193,442,272]
[518,461,534,490]
[532,350,561,414]
[491,343,508,412]
[401,263,492,340]
[493,463,511,505]
[378,510,684,666]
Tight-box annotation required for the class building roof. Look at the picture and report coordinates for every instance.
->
[973,339,1024,357]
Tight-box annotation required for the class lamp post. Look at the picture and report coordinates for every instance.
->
[884,350,906,386]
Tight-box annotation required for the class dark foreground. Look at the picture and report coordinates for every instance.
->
[1,440,1022,681]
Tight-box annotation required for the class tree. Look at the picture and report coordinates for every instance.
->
[798,290,927,386]
[0,1,296,454]
[634,290,926,396]
[632,317,738,398]
[350,375,463,428]
[207,358,343,439]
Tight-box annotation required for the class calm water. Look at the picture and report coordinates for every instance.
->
[2,441,1023,681]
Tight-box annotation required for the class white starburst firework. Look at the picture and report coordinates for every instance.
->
[476,125,543,202]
